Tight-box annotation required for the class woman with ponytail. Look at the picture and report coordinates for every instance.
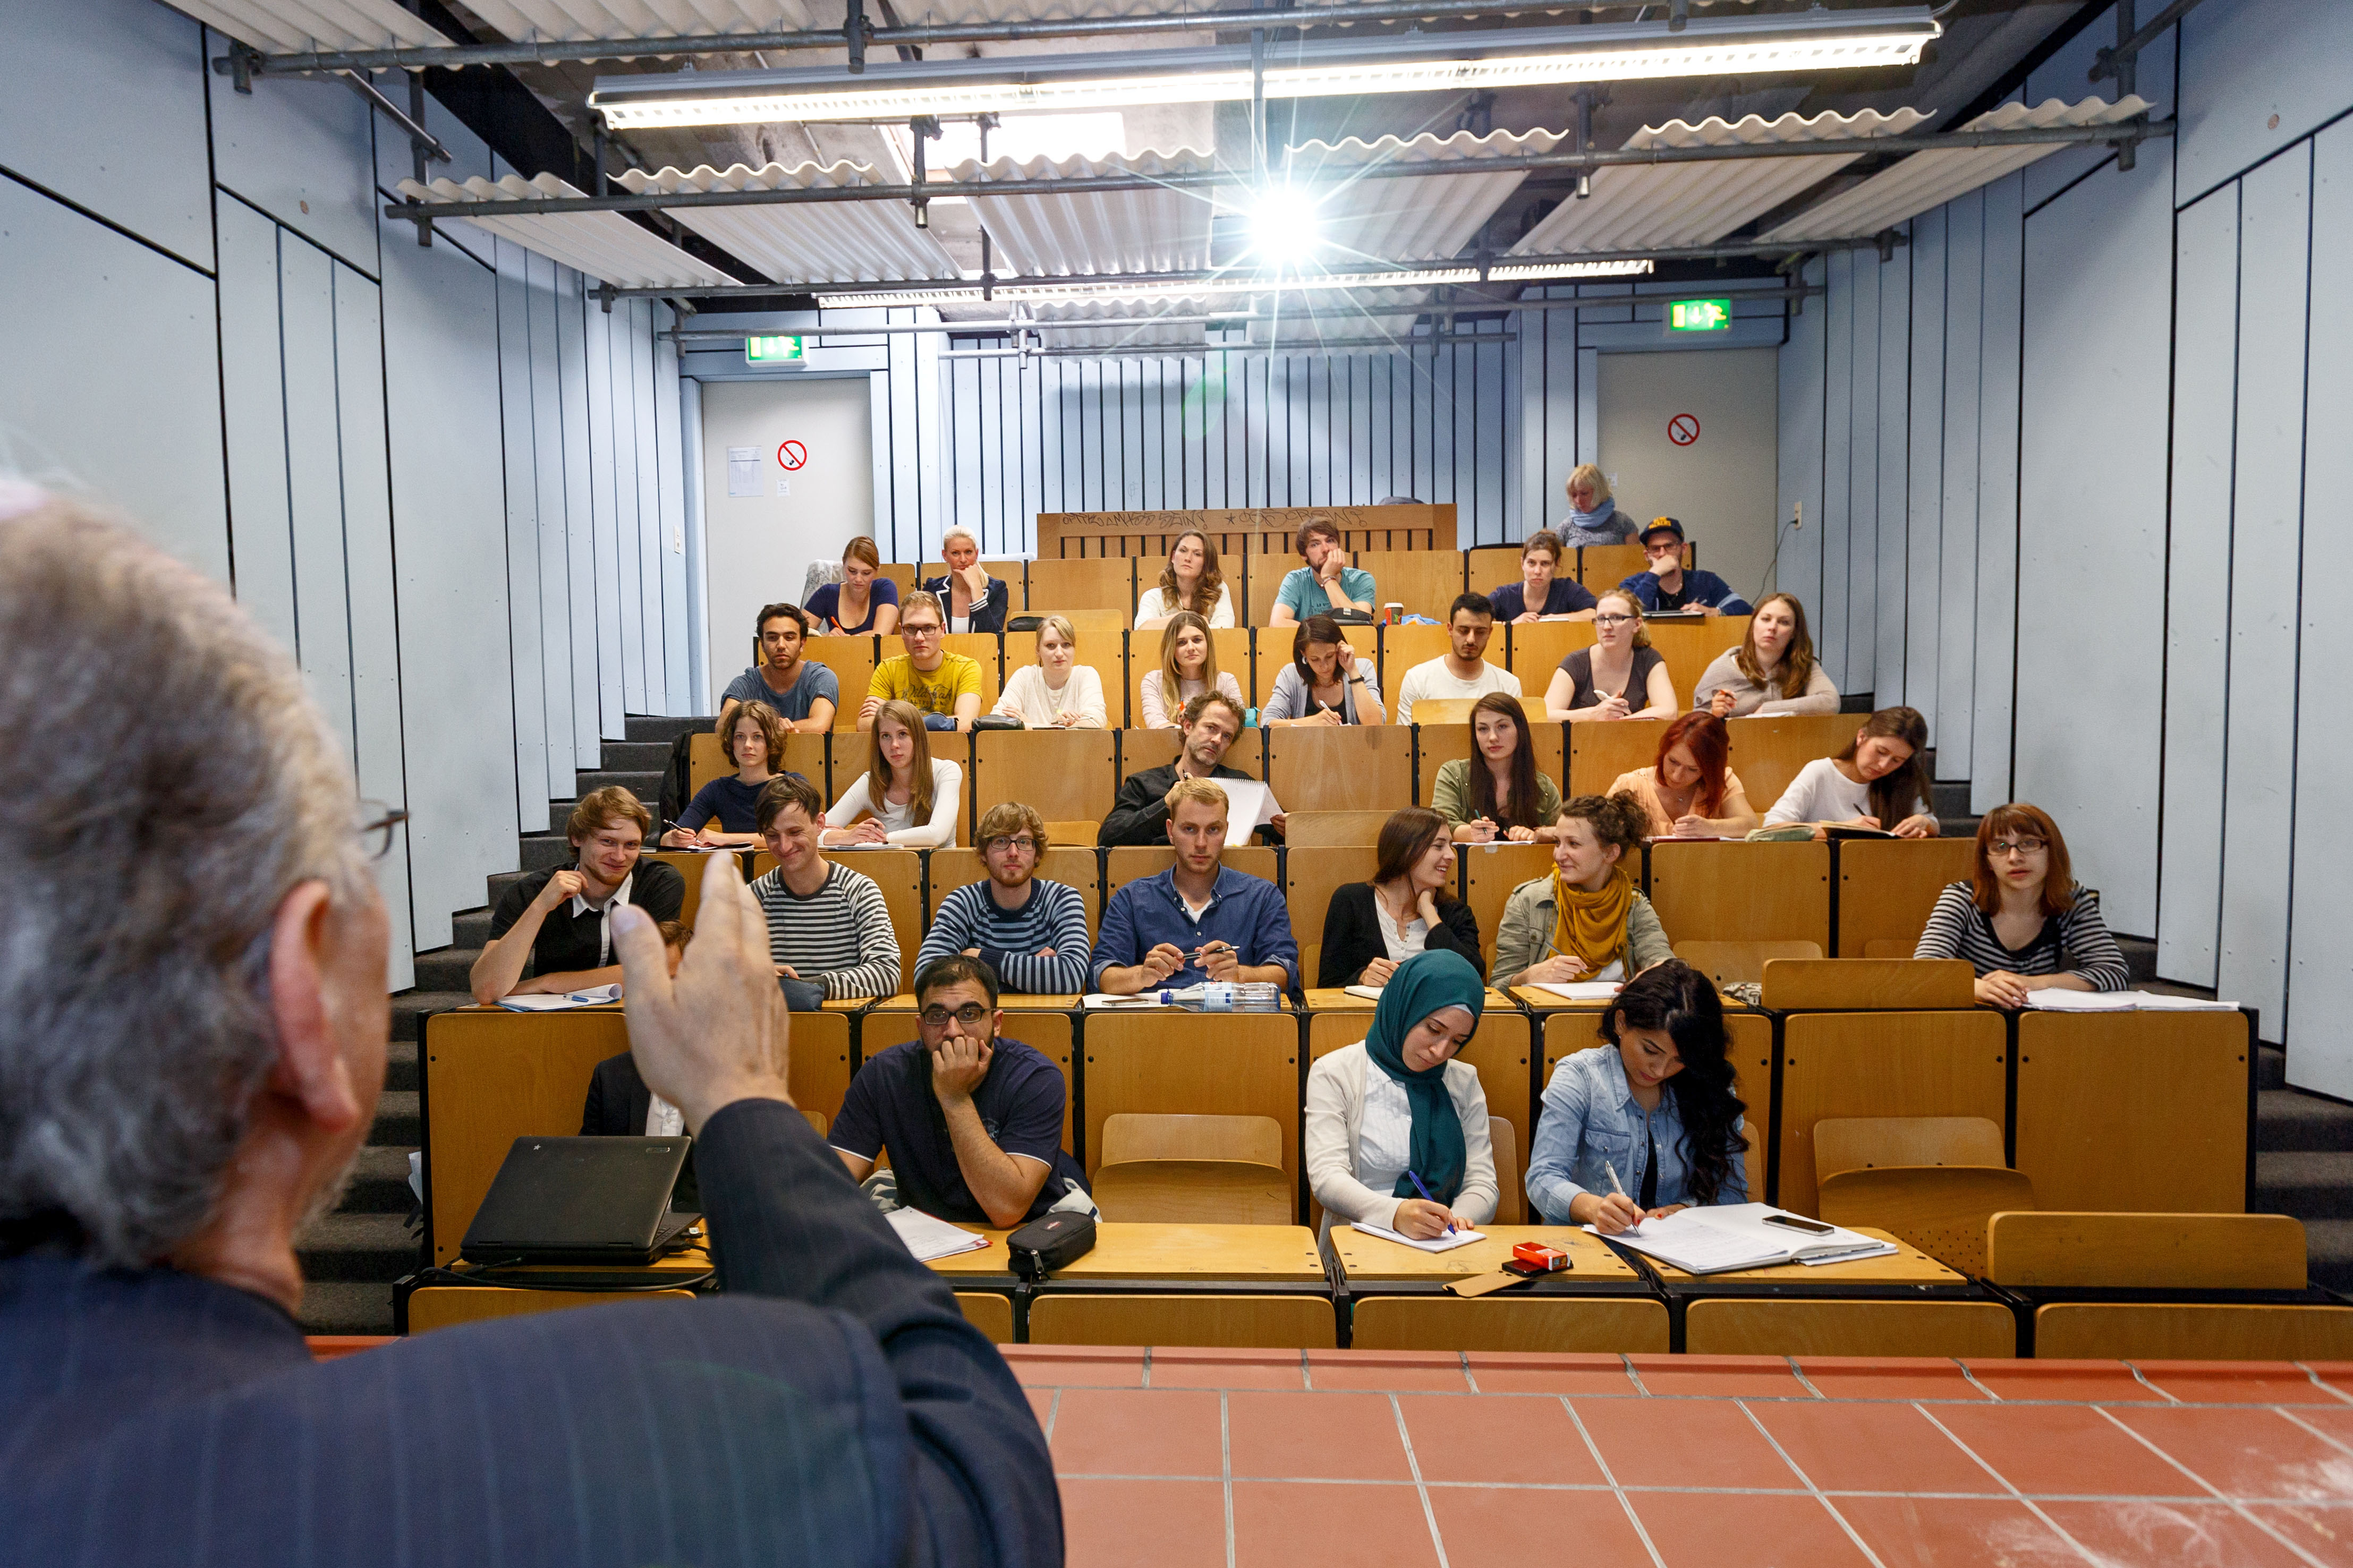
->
[1524,960,1749,1231]
[1489,793,1673,987]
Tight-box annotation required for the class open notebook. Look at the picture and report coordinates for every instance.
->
[1590,1204,1894,1275]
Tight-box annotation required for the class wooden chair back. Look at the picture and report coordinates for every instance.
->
[1354,550,1466,621]
[1465,544,1526,590]
[1647,840,1832,947]
[1268,724,1414,814]
[876,562,918,596]
[972,728,1118,829]
[1642,617,1749,702]
[1412,698,1479,727]
[1817,1166,2034,1277]
[1674,940,1824,986]
[1862,939,1910,958]
[1759,958,1977,1010]
[1502,620,1593,689]
[688,730,729,798]
[1091,1160,1294,1224]
[1576,543,1652,588]
[1815,1116,2006,1179]
[1837,836,1981,956]
[806,635,879,730]
[1721,713,1863,816]
[1099,1112,1284,1166]
[1567,719,1670,798]
[1985,1212,2309,1291]
[1046,819,1099,847]
[1459,842,1557,978]
[642,850,721,932]
[930,633,1003,707]
[1084,1016,1302,1187]
[1026,557,1138,627]
[1489,1115,1523,1225]
[1284,811,1394,846]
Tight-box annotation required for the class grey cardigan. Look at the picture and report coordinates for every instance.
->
[1490,878,1673,985]
[1303,1042,1498,1242]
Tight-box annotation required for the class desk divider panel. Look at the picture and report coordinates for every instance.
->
[1350,1296,1670,1353]
[1834,837,1979,956]
[1267,724,1414,815]
[971,728,1118,834]
[1465,545,1526,590]
[1681,1298,2017,1359]
[1284,846,1380,988]
[2030,1302,2353,1362]
[1757,958,1976,1011]
[1025,1294,1337,1349]
[1576,543,1651,589]
[409,1287,699,1333]
[1458,842,1557,981]
[1082,1013,1302,1190]
[876,564,916,596]
[807,636,879,731]
[1354,550,1468,622]
[1646,839,1830,948]
[1716,713,1858,815]
[2013,1011,2252,1214]
[1642,618,1749,702]
[1776,1011,2009,1217]
[1504,621,1595,689]
[642,851,719,932]
[1567,720,1669,798]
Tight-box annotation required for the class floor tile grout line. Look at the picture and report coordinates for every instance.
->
[1558,1394,1669,1568]
[1048,1468,2353,1503]
[1731,1398,1890,1568]
[1220,1391,1234,1568]
[1956,1362,2004,1401]
[1390,1392,1452,1568]
[2090,1403,2335,1568]
[2296,1365,2353,1407]
[1457,1351,1477,1394]
[1619,1354,1650,1397]
[2276,1406,2353,1460]
[1141,1347,1153,1389]
[1045,1387,1061,1441]
[1299,1349,1312,1391]
[1033,1381,2345,1407]
[2123,1363,2184,1403]
[1782,1358,1829,1401]
[1907,1403,2107,1566]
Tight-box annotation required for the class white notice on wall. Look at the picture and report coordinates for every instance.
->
[726,446,760,498]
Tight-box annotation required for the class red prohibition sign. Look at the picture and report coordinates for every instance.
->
[777,440,808,471]
[1667,413,1702,447]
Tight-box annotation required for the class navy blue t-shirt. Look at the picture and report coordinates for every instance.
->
[829,1037,1090,1224]
[1486,577,1598,619]
[676,770,805,833]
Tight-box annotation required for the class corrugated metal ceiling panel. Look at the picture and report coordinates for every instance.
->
[615,163,963,282]
[955,148,1216,277]
[1763,96,2150,242]
[462,0,1364,41]
[170,0,453,53]
[1511,107,1929,255]
[1283,130,1564,263]
[397,174,740,286]
[1027,299,1210,352]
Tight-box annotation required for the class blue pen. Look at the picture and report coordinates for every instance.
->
[1405,1170,1456,1235]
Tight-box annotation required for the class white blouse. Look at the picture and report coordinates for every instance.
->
[1764,756,1928,826]
[1374,899,1429,962]
[993,663,1109,728]
[1135,582,1237,628]
[825,759,964,848]
[1354,1063,1414,1201]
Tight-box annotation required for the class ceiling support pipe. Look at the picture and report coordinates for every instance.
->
[380,117,2169,225]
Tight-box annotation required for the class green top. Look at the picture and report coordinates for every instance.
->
[1489,878,1673,985]
[1430,757,1562,833]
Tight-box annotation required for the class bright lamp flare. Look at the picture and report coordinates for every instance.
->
[1250,194,1322,268]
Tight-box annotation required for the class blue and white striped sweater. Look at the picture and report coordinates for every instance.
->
[916,879,1092,994]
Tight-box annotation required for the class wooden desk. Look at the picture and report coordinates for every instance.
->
[924,1222,1326,1281]
[2012,1009,2253,1214]
[1333,1224,1668,1353]
[400,1245,713,1333]
[1642,1228,2016,1358]
[1775,1010,2007,1215]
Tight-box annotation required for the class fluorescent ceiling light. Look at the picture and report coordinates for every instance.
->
[1248,190,1323,268]
[814,257,1651,309]
[592,11,1937,129]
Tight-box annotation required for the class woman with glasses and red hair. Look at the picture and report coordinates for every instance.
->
[1607,712,1760,839]
[1914,804,2129,1007]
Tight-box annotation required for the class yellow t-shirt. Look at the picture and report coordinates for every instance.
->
[870,652,982,716]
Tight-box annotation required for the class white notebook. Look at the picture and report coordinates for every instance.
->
[1343,984,1387,1001]
[2026,988,2237,1012]
[887,1207,990,1262]
[1532,981,1623,1001]
[1587,1204,1893,1275]
[495,984,622,1012]
[1349,1220,1487,1254]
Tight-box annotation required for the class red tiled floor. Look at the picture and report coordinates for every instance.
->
[1146,1348,1307,1390]
[2110,1404,2353,1501]
[1627,1490,1873,1567]
[1832,1496,2083,1568]
[2038,1499,2318,1567]
[1227,1390,1412,1481]
[1230,1480,1440,1568]
[1001,1346,1145,1387]
[1307,1350,1473,1393]
[1026,1387,1057,1431]
[1962,1358,2171,1403]
[2297,1405,2353,1445]
[1929,1403,2202,1496]
[2134,1360,2349,1405]
[1795,1357,1991,1402]
[1062,1478,1227,1568]
[1425,1485,1653,1567]
[1464,1352,1639,1396]
[1049,1388,1225,1478]
[1748,1401,2001,1496]
[2247,1504,2353,1567]
[1573,1396,1805,1490]
[2306,1361,2353,1399]
[1398,1394,1608,1486]
[1630,1354,1814,1399]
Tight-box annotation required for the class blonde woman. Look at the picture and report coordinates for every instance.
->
[1543,590,1678,722]
[1562,464,1637,547]
[993,615,1108,728]
[1139,610,1243,729]
[823,698,963,848]
[919,526,1009,634]
[1135,529,1235,629]
[1694,592,1840,717]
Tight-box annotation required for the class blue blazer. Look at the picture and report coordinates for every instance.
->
[0,1098,1060,1568]
[919,573,1011,634]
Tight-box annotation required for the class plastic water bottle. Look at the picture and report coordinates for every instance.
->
[1157,982,1282,1012]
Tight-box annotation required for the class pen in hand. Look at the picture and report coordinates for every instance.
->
[1602,1159,1643,1234]
[1405,1169,1456,1235]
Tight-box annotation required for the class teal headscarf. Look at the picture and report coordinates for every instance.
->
[1363,949,1488,1204]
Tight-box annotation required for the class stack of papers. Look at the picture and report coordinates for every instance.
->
[1587,1204,1895,1275]
[1532,981,1623,1001]
[2025,989,2237,1011]
[887,1207,990,1262]
[1343,984,1387,1001]
[1082,993,1166,1009]
[1350,1220,1486,1254]
[495,984,622,1012]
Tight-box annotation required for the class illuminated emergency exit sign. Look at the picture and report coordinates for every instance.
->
[745,335,805,363]
[1668,299,1732,332]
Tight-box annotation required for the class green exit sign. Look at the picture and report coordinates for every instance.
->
[1668,298,1732,332]
[745,334,805,363]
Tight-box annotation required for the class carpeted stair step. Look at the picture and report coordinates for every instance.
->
[295,1212,419,1283]
[602,739,673,773]
[575,768,662,807]
[2257,1090,2353,1153]
[372,1089,420,1147]
[627,715,708,745]
[453,907,494,947]
[342,1144,420,1215]
[516,834,574,874]
[2301,1220,2353,1294]
[298,1280,395,1336]
[393,992,469,1044]
[411,945,482,994]
[384,1038,418,1093]
[2254,1152,2353,1221]
[2259,1045,2287,1090]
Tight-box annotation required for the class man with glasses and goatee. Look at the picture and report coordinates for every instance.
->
[829,956,1094,1228]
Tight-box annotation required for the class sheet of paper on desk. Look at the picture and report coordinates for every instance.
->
[1083,993,1165,1009]
[1344,984,1386,1001]
[1350,1220,1486,1253]
[2026,988,2237,1011]
[887,1207,990,1262]
[495,984,621,1012]
[1533,981,1623,1001]
[1215,778,1283,834]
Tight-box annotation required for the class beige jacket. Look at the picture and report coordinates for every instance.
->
[1304,1042,1498,1243]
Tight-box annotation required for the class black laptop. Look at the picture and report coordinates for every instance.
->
[461,1136,701,1267]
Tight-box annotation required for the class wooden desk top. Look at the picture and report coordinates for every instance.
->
[868,994,1084,1012]
[925,1223,1326,1281]
[445,1243,714,1279]
[1511,987,1753,1015]
[1303,988,1521,1014]
[1331,1224,1639,1282]
[1643,1228,1966,1286]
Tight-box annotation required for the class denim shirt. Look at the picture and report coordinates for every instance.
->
[1524,1045,1747,1224]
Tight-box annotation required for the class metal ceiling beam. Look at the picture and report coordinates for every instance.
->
[2089,0,2205,82]
[383,117,2168,225]
[219,0,1685,75]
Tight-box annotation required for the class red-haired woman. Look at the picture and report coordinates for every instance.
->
[1915,804,2129,1007]
[1607,712,1760,838]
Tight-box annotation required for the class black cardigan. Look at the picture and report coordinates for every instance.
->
[1317,880,1483,988]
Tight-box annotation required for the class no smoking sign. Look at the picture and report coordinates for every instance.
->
[1667,413,1701,447]
[777,440,808,471]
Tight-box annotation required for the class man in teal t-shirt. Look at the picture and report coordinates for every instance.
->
[1269,517,1376,625]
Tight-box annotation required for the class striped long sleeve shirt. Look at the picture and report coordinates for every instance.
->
[1913,881,2130,992]
[916,879,1091,994]
[753,861,901,1000]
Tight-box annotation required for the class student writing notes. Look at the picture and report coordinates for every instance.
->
[1139,611,1244,729]
[667,700,799,848]
[1693,592,1839,717]
[1135,528,1236,629]
[824,699,963,849]
[804,532,901,635]
[1608,712,1760,838]
[1318,808,1483,988]
[1304,950,1499,1242]
[1525,961,1750,1231]
[992,615,1108,728]
[1916,803,2130,1007]
[1763,705,1939,839]
[1263,613,1384,725]
[1430,693,1560,843]
[1546,590,1679,722]
[1491,794,1672,987]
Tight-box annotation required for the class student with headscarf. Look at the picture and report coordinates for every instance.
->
[1490,794,1671,987]
[1304,949,1499,1242]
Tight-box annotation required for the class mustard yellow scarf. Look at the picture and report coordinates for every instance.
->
[1549,866,1633,973]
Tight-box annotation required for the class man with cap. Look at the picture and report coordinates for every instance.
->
[1618,518,1752,616]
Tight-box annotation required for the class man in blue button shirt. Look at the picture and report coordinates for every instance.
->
[1618,518,1752,616]
[1090,777,1300,994]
